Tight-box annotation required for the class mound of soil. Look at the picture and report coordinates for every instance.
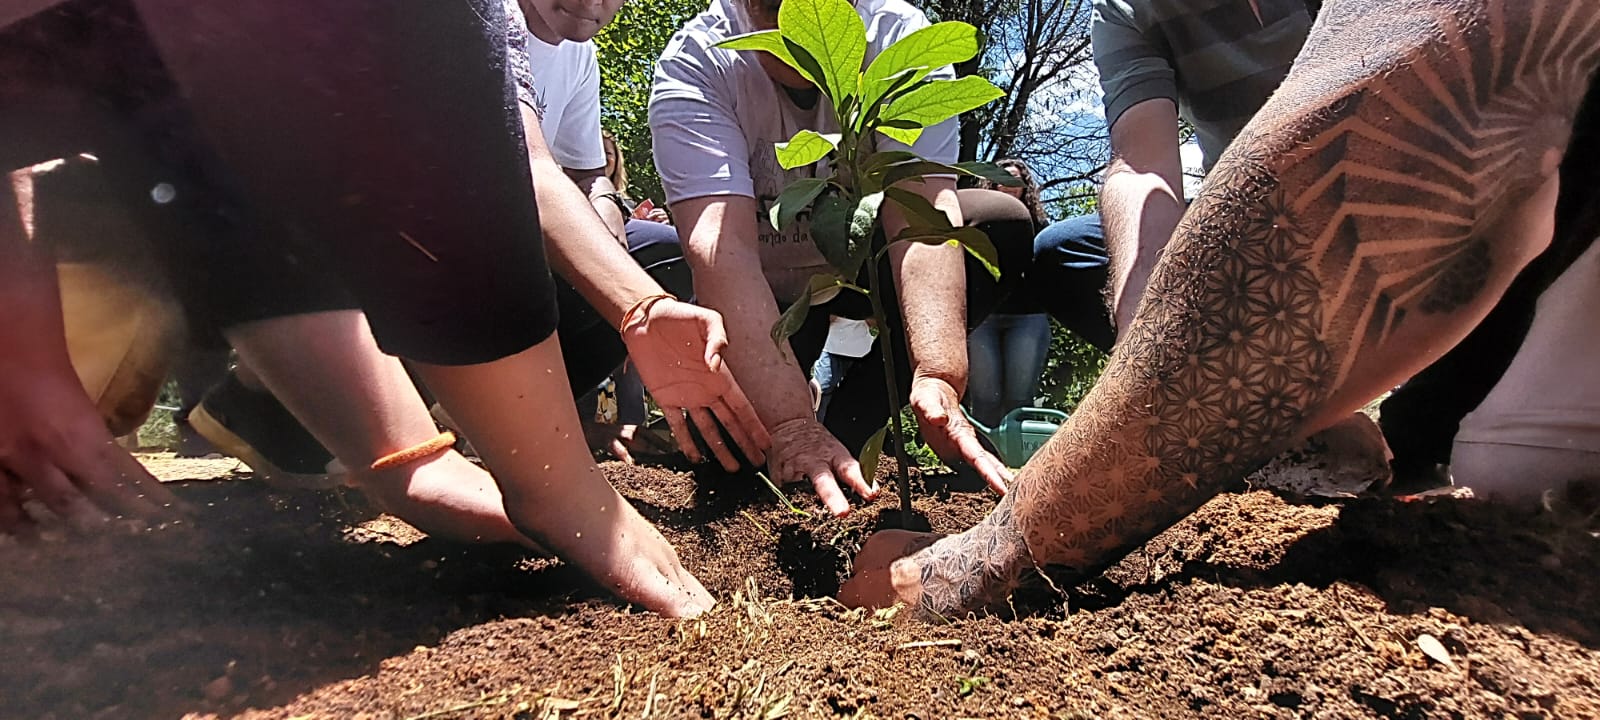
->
[2,454,1598,718]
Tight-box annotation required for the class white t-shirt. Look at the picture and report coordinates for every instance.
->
[504,0,607,171]
[649,0,958,302]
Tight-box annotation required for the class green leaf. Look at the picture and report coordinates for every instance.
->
[807,272,846,304]
[774,130,839,170]
[894,226,1002,279]
[878,159,965,188]
[811,192,853,270]
[768,177,828,231]
[784,37,831,95]
[861,22,981,105]
[770,280,814,349]
[714,29,787,54]
[862,150,920,174]
[954,160,1023,186]
[859,424,888,489]
[877,125,924,146]
[777,0,866,105]
[880,76,1004,127]
[857,66,924,132]
[714,30,824,89]
[883,186,954,230]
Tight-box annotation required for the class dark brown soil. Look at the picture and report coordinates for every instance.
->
[3,454,1599,719]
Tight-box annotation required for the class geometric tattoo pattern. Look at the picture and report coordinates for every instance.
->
[907,0,1600,619]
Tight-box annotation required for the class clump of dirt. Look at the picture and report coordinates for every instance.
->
[1,456,1598,719]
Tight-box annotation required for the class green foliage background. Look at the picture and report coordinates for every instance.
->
[593,0,704,204]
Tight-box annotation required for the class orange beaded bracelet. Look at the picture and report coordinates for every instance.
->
[369,431,456,472]
[618,292,677,331]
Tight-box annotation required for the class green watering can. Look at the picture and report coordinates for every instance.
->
[964,406,1069,468]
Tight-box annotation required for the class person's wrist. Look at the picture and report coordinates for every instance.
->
[911,368,966,398]
[617,293,677,332]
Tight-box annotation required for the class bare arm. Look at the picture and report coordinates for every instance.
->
[1100,98,1185,333]
[847,0,1600,617]
[522,107,657,324]
[563,165,629,248]
[881,176,967,390]
[672,194,873,514]
[520,107,768,470]
[674,195,813,427]
[882,176,1012,491]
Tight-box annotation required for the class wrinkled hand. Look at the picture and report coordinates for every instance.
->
[767,417,877,517]
[581,420,675,465]
[621,298,771,471]
[909,376,1011,494]
[0,370,179,538]
[644,208,671,224]
[838,528,942,610]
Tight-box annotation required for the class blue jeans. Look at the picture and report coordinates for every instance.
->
[810,351,858,422]
[965,313,1051,427]
[1026,213,1114,352]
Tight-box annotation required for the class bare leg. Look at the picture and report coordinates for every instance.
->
[415,336,714,617]
[225,311,535,548]
[844,0,1600,617]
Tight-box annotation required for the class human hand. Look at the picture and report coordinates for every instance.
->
[908,376,1011,494]
[0,370,179,538]
[552,493,715,617]
[645,208,671,224]
[837,528,941,609]
[767,417,878,516]
[621,298,771,471]
[581,420,675,465]
[842,505,1031,619]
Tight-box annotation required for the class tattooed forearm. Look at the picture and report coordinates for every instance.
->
[911,493,1031,617]
[902,0,1600,616]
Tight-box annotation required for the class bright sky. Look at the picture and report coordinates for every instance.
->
[1005,51,1206,196]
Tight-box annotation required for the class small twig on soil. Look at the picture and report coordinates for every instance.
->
[756,472,812,518]
[401,694,511,720]
[1331,585,1380,655]
[609,653,631,717]
[742,510,775,540]
[640,671,660,719]
[895,639,962,652]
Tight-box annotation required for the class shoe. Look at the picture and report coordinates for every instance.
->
[188,372,341,488]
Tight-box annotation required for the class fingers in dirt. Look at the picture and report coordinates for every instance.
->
[609,438,636,465]
[0,472,39,541]
[6,453,111,530]
[807,465,852,517]
[836,455,876,500]
[662,407,704,464]
[689,407,739,471]
[85,447,186,520]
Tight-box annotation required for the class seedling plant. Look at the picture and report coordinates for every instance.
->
[715,0,1018,522]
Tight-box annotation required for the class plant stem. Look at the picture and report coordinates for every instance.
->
[864,247,916,525]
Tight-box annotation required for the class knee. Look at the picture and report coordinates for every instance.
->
[1451,441,1600,505]
[956,187,1031,228]
[624,218,681,252]
[1034,213,1107,264]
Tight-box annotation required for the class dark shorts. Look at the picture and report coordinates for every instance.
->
[2,0,557,365]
